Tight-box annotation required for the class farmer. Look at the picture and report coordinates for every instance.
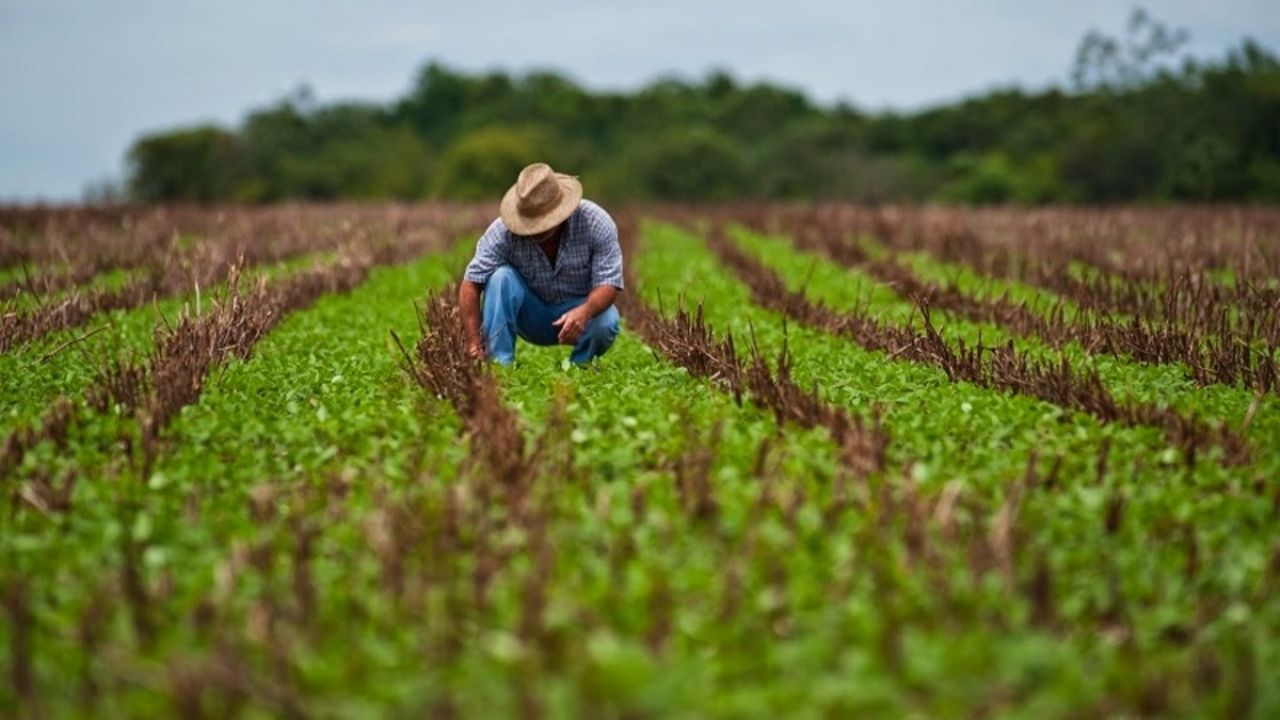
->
[459,162,623,366]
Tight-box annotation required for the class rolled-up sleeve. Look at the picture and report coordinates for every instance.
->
[589,212,625,290]
[463,220,508,285]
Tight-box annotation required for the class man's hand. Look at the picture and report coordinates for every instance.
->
[466,337,486,360]
[554,286,619,346]
[552,305,592,345]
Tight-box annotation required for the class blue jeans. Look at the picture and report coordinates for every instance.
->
[482,265,620,366]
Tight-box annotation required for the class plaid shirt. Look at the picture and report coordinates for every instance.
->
[463,199,625,305]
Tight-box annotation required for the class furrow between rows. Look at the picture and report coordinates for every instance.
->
[703,223,1251,467]
[763,213,1280,396]
[615,213,889,481]
[1,222,464,486]
[0,204,488,354]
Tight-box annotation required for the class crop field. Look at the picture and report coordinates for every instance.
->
[1,203,1279,717]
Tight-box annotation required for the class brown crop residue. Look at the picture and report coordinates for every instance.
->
[400,285,534,486]
[2,204,1264,717]
[2,208,482,492]
[720,204,1280,396]
[615,213,889,480]
[0,203,490,353]
[702,223,1250,467]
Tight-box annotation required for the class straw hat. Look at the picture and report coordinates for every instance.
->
[500,162,583,236]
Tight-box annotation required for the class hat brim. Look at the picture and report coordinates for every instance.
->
[499,174,583,236]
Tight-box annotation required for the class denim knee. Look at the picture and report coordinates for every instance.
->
[487,265,521,291]
[599,306,620,336]
[585,306,620,345]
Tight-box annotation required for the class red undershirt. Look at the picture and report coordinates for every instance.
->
[537,232,562,266]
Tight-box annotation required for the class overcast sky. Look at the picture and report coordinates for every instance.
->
[2,0,1277,202]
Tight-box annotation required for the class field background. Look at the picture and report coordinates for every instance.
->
[1,203,1278,717]
[4,2,1280,716]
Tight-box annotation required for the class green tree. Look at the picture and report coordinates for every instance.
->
[431,126,548,200]
[630,126,745,201]
[127,125,238,202]
[124,19,1280,205]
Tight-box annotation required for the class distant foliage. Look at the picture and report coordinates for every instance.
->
[430,126,548,200]
[125,12,1280,204]
[128,126,239,202]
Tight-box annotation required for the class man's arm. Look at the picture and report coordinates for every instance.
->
[580,284,618,317]
[459,220,508,358]
[587,205,625,293]
[459,280,485,358]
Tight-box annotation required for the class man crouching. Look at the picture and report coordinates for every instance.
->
[459,162,623,366]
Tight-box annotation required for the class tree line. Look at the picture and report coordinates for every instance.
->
[126,12,1280,205]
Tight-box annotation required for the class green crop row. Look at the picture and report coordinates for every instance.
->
[729,226,1280,476]
[1,244,470,715]
[0,251,335,435]
[6,236,849,716]
[2,216,1276,717]
[2,268,140,313]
